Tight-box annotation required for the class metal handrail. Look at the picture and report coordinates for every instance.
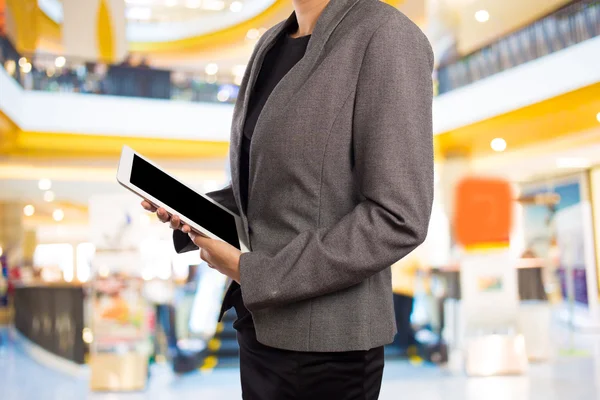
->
[0,35,239,105]
[436,0,600,95]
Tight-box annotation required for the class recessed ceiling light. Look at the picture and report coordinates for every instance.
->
[475,10,490,23]
[44,190,55,202]
[55,56,66,68]
[231,64,246,77]
[205,63,219,75]
[217,89,231,102]
[246,29,260,40]
[230,1,243,12]
[490,138,506,152]
[23,204,35,217]
[21,63,32,74]
[53,209,65,222]
[38,178,52,190]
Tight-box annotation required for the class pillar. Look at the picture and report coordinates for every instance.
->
[0,202,25,269]
[62,0,127,62]
[4,0,39,53]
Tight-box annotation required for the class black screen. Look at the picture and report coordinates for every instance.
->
[130,155,240,249]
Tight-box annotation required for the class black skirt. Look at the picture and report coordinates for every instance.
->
[236,326,385,400]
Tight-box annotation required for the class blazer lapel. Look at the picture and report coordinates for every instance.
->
[229,20,289,220]
[231,0,365,220]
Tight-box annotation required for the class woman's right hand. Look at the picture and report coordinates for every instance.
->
[141,200,192,234]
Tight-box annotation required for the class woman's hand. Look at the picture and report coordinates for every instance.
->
[188,232,242,283]
[141,200,192,234]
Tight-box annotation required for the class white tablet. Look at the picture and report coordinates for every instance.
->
[116,145,249,252]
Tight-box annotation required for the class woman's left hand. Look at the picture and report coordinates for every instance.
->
[188,232,242,283]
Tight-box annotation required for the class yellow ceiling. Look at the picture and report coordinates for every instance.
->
[33,0,406,60]
[434,82,600,159]
[1,81,599,163]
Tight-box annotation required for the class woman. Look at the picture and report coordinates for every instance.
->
[142,0,433,398]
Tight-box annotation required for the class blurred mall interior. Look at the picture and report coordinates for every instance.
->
[0,0,600,399]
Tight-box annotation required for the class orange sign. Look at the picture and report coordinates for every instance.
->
[454,177,512,248]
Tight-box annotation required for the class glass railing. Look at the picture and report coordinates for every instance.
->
[436,0,600,95]
[0,36,239,105]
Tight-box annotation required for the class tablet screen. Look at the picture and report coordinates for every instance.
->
[130,155,240,249]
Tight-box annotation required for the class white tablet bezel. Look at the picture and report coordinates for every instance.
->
[116,145,249,253]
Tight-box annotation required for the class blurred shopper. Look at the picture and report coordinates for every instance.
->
[391,252,422,356]
[142,0,433,398]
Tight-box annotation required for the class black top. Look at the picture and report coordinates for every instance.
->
[232,30,311,330]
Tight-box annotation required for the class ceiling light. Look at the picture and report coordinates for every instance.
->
[53,209,65,222]
[82,328,93,344]
[203,0,225,11]
[185,0,202,8]
[142,269,154,281]
[165,0,178,6]
[38,178,52,190]
[475,10,490,23]
[232,64,246,77]
[490,138,506,152]
[55,56,66,68]
[4,60,16,75]
[246,29,260,40]
[596,112,600,123]
[556,157,591,169]
[205,63,219,75]
[44,190,55,202]
[18,57,28,67]
[217,89,231,102]
[23,205,35,217]
[21,63,32,74]
[230,1,243,12]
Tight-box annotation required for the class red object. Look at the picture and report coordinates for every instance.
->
[454,177,512,247]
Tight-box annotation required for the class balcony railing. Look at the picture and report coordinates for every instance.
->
[436,0,600,95]
[0,36,239,105]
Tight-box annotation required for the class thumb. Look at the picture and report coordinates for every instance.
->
[189,232,211,248]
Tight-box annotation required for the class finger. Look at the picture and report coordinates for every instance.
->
[189,232,212,248]
[170,215,181,230]
[181,224,191,234]
[141,200,157,212]
[156,208,171,223]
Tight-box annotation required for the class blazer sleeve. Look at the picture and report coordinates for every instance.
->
[238,15,435,312]
[173,183,239,254]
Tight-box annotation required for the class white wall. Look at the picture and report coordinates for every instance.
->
[1,36,599,139]
[0,66,234,140]
[434,36,600,134]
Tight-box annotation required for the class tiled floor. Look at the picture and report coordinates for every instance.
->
[1,327,599,400]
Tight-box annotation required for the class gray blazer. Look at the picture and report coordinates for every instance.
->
[174,0,434,352]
